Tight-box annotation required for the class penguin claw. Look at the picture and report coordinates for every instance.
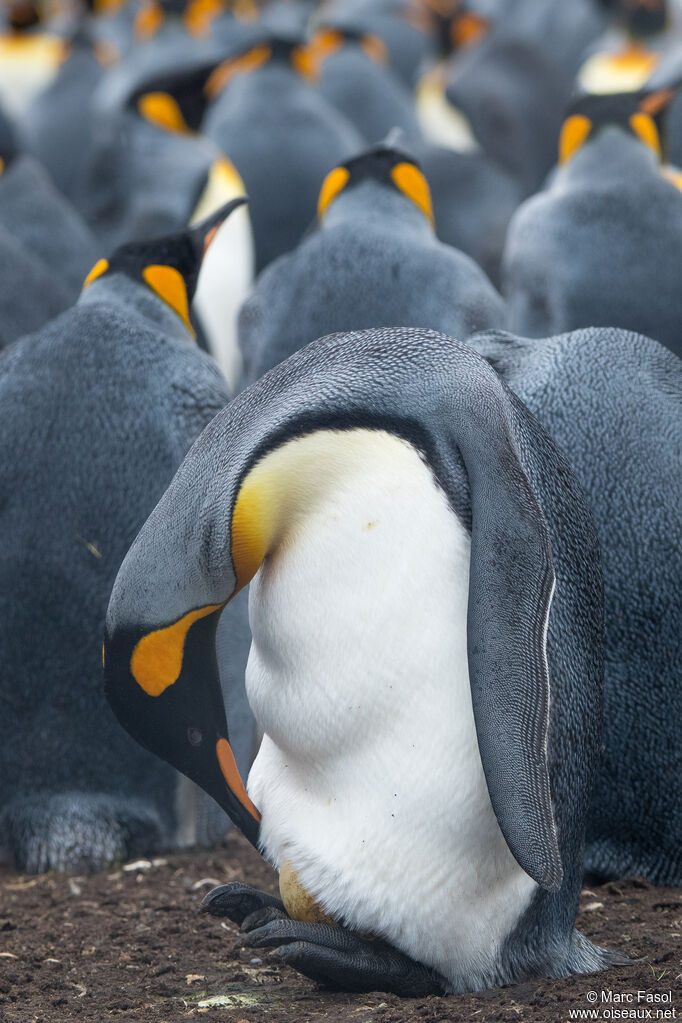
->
[200,882,285,926]
[241,919,448,997]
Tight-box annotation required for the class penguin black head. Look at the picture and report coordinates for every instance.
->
[6,0,42,31]
[317,142,435,226]
[558,85,677,164]
[598,0,669,39]
[404,0,489,56]
[81,196,247,334]
[299,24,389,75]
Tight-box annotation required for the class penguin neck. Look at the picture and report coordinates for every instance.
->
[322,181,433,238]
[556,127,660,188]
[78,273,195,343]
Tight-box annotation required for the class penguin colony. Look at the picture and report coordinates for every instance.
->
[0,0,679,1000]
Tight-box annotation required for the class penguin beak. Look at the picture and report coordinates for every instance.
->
[103,604,261,848]
[191,195,249,255]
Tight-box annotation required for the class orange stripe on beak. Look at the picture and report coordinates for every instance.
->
[216,738,261,823]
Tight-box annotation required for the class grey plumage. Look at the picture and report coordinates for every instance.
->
[0,217,254,872]
[239,144,505,384]
[104,326,620,989]
[471,326,682,886]
[502,129,682,359]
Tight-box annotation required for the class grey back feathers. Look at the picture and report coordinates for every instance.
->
[472,326,682,887]
[238,149,504,385]
[502,130,682,359]
[0,242,253,871]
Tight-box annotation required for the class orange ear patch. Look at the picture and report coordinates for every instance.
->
[138,92,189,134]
[82,258,109,290]
[317,165,350,219]
[183,0,224,36]
[142,264,194,335]
[451,12,489,49]
[204,44,271,99]
[629,111,661,156]
[361,33,388,64]
[131,603,224,697]
[640,87,675,117]
[0,157,4,177]
[559,114,592,164]
[216,738,261,822]
[390,162,435,226]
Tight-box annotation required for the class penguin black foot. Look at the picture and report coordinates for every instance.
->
[201,882,447,997]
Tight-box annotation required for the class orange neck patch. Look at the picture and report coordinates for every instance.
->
[131,603,224,697]
[134,0,164,39]
[216,738,261,822]
[390,162,435,226]
[142,264,194,335]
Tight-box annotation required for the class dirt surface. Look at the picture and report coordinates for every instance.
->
[0,833,680,1023]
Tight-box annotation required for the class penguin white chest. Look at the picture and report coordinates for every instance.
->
[245,429,536,986]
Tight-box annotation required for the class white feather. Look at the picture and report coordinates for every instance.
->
[245,429,536,988]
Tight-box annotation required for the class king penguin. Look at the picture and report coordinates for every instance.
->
[103,326,628,994]
[238,140,505,385]
[502,86,682,359]
[0,200,255,873]
[470,326,682,887]
[0,144,100,296]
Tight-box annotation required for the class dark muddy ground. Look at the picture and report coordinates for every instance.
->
[1,832,680,1023]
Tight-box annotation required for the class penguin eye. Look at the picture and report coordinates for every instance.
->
[629,112,662,157]
[317,166,351,219]
[390,162,435,227]
[558,114,592,164]
[188,727,203,747]
[137,92,190,135]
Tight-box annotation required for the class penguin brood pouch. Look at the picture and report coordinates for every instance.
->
[104,328,629,995]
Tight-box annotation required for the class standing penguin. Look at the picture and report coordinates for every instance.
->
[104,327,627,994]
[202,29,364,271]
[0,145,99,296]
[238,140,505,384]
[502,87,682,359]
[470,326,682,887]
[0,200,255,873]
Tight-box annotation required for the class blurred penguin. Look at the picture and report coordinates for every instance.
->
[0,201,255,873]
[0,1,66,118]
[502,86,682,359]
[239,140,505,384]
[578,0,671,95]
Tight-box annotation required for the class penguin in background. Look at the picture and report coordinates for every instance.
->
[502,87,682,359]
[318,0,435,88]
[0,1,67,118]
[578,0,671,95]
[0,145,100,296]
[0,200,255,873]
[237,140,505,385]
[74,56,255,387]
[202,28,364,272]
[103,325,629,994]
[443,32,572,196]
[299,18,423,147]
[21,20,118,201]
[470,326,682,887]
